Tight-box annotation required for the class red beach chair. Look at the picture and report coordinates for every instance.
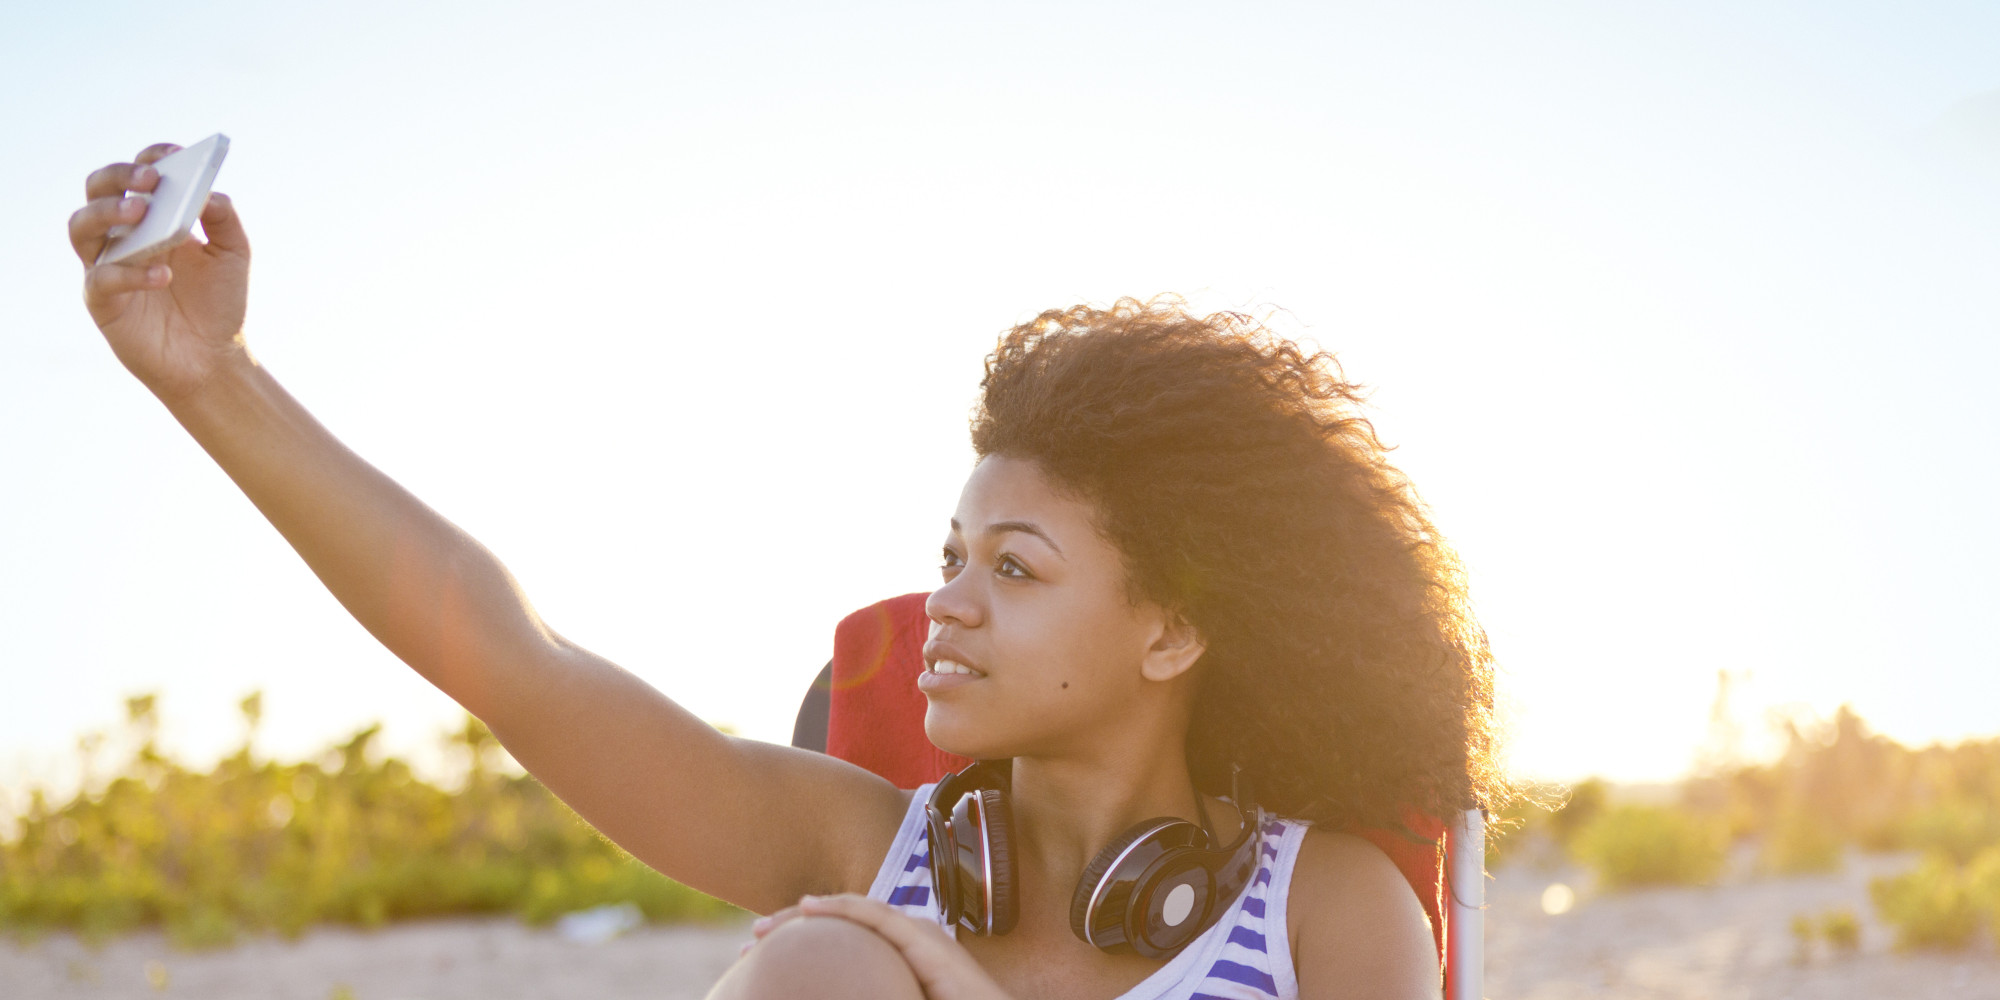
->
[791,593,1485,999]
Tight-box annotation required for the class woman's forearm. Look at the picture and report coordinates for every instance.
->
[164,347,556,725]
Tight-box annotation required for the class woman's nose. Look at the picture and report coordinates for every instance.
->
[925,572,983,630]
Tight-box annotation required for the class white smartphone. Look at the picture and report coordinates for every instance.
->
[97,133,231,266]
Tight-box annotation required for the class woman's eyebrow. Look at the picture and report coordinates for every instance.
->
[948,518,1065,557]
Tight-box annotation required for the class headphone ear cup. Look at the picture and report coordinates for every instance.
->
[978,788,1019,935]
[1068,818,1165,944]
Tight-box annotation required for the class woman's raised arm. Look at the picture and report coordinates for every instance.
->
[66,143,909,915]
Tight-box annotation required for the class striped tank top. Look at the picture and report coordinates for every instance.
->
[866,784,1309,1000]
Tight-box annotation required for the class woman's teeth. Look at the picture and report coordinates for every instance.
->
[932,660,982,676]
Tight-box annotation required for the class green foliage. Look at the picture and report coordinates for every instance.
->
[1819,907,1861,954]
[1521,706,2000,950]
[1680,706,2000,856]
[1964,846,2000,950]
[1836,741,2000,952]
[1788,912,1815,965]
[1571,804,1726,889]
[1789,905,1863,964]
[1483,777,1602,871]
[1870,854,1981,951]
[0,695,741,948]
[1760,810,1844,875]
[1546,778,1607,848]
[1894,799,2000,866]
[1480,789,1545,870]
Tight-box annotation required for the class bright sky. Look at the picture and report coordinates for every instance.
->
[4,1,1997,801]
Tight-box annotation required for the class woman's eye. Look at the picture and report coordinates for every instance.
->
[940,548,964,572]
[996,555,1031,580]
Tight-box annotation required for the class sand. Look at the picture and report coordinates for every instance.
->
[0,918,753,1000]
[5,851,1996,999]
[1485,850,1999,1000]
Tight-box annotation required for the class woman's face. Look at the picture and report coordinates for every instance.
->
[922,454,1189,760]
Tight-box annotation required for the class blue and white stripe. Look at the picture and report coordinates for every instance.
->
[868,787,1308,1000]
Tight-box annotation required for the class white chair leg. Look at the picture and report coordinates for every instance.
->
[1444,807,1485,1000]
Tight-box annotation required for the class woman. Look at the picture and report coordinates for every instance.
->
[69,142,1501,1000]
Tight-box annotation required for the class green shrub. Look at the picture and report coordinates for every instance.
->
[1680,707,2000,859]
[0,697,743,947]
[1819,907,1861,955]
[1966,845,2000,949]
[1789,912,1815,965]
[1547,778,1608,848]
[1792,905,1862,963]
[1485,778,1610,872]
[1894,799,2000,865]
[1571,805,1726,889]
[1870,855,1980,951]
[1761,810,1844,875]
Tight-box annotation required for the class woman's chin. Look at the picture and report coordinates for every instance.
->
[922,706,1005,761]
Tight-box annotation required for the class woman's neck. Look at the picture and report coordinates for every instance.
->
[1003,752,1231,885]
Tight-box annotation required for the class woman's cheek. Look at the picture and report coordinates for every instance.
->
[921,672,1082,760]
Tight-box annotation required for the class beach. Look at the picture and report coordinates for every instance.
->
[5,851,1996,999]
[1484,850,2000,999]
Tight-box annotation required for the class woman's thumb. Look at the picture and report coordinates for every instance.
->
[198,192,249,254]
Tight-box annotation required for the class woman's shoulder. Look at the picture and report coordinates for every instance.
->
[1282,826,1440,997]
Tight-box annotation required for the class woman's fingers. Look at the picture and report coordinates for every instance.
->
[84,259,170,300]
[755,894,1011,999]
[77,142,181,260]
[76,144,177,265]
[799,894,938,942]
[69,193,149,265]
[74,141,244,267]
[84,157,161,202]
[134,142,182,165]
[740,903,805,956]
[88,141,176,195]
[795,895,962,968]
[751,904,804,938]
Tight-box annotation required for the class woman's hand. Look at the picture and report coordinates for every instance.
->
[748,894,1016,1000]
[68,142,252,402]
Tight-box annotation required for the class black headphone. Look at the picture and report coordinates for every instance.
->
[923,760,1260,959]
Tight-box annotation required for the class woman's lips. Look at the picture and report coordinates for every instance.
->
[916,670,982,693]
[917,659,985,694]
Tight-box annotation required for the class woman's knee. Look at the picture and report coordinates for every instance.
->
[707,916,925,1000]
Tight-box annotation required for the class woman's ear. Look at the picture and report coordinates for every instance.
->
[1140,613,1206,683]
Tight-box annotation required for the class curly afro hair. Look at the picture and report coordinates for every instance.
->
[970,298,1504,834]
